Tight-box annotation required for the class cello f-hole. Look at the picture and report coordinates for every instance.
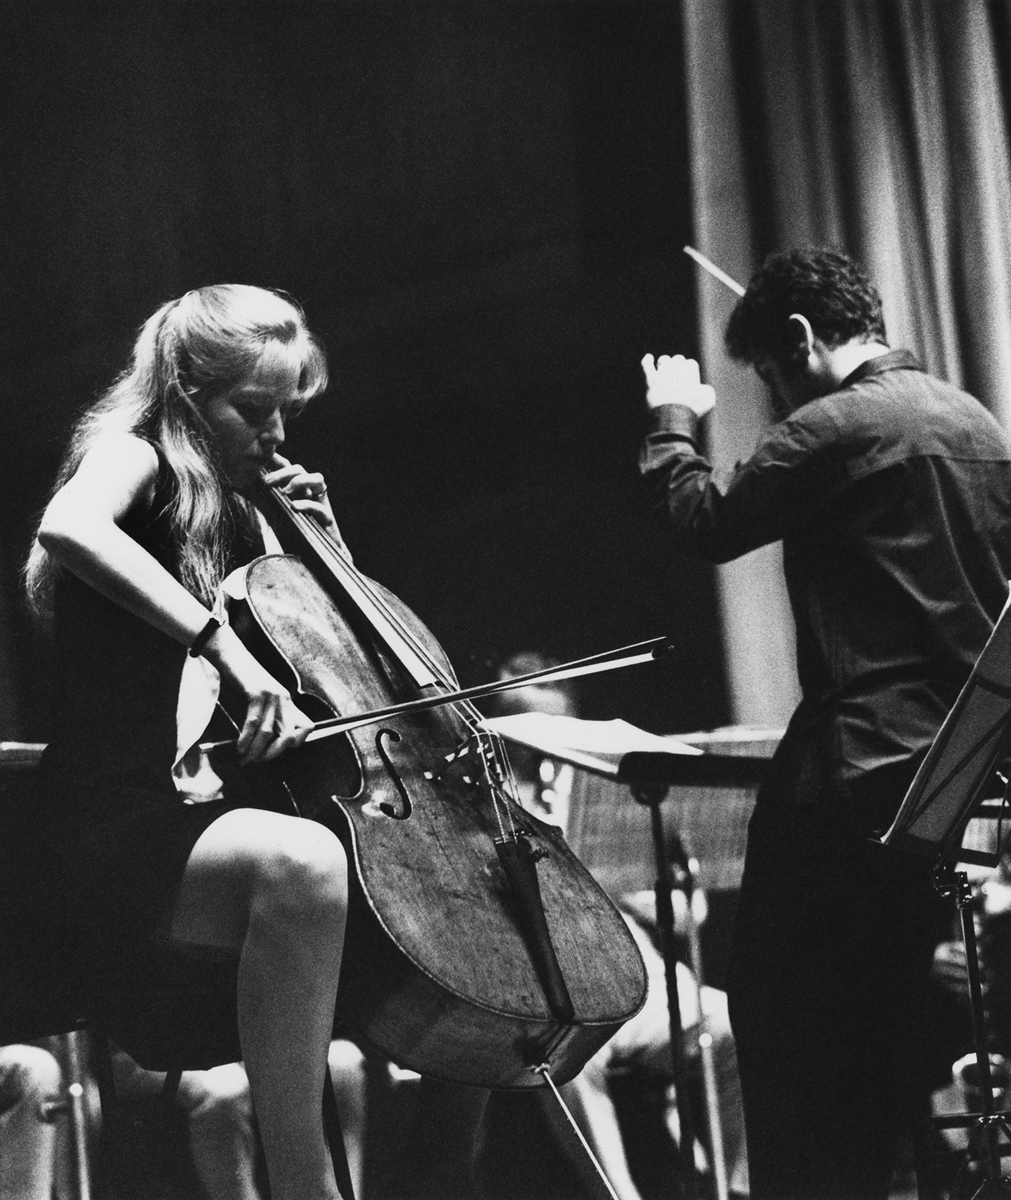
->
[374,728,413,819]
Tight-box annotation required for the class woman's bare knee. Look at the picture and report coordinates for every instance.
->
[251,819,348,924]
[169,809,347,951]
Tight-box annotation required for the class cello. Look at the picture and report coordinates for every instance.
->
[212,477,649,1091]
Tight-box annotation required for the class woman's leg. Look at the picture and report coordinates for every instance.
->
[168,808,348,1200]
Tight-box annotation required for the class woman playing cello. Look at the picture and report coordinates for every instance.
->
[24,285,351,1200]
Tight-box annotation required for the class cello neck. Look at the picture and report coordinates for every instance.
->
[259,483,442,690]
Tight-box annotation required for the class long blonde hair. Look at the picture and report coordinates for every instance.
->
[25,284,328,622]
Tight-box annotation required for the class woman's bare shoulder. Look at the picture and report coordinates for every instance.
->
[54,434,163,519]
[79,432,160,475]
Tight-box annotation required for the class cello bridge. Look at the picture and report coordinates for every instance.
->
[426,733,487,788]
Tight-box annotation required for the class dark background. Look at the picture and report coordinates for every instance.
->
[0,1,729,742]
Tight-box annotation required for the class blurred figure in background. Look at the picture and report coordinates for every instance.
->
[109,1036,367,1200]
[0,1041,63,1200]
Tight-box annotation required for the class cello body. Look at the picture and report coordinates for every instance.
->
[225,550,647,1090]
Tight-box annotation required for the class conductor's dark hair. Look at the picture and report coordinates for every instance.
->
[724,247,887,367]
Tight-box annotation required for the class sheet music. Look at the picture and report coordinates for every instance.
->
[480,713,702,777]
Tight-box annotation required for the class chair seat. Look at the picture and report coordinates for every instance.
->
[87,947,242,1073]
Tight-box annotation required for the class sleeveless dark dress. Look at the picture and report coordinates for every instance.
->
[28,462,258,1065]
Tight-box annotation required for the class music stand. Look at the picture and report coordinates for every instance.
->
[482,713,769,1200]
[882,593,1011,1196]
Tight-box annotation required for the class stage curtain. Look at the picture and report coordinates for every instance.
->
[681,0,1011,727]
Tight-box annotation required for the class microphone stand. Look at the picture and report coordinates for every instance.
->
[619,749,768,1200]
[630,779,701,1200]
[673,839,730,1200]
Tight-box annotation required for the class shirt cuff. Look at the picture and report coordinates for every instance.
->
[645,404,701,446]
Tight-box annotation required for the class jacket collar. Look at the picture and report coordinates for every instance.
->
[840,348,922,389]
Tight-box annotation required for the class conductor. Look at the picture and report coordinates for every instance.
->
[638,247,1011,1199]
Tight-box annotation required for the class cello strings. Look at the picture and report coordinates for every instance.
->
[254,489,674,844]
[265,485,520,828]
[265,487,669,741]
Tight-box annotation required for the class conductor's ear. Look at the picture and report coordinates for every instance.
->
[783,313,816,372]
[788,313,815,352]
